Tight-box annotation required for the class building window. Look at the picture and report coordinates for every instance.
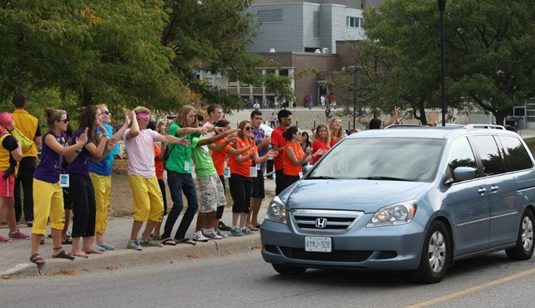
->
[279,69,289,77]
[258,9,282,22]
[347,16,362,28]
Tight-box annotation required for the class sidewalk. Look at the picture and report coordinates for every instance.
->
[0,178,277,277]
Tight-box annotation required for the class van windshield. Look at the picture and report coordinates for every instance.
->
[308,138,445,182]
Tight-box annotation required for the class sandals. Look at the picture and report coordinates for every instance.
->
[52,249,75,260]
[175,238,196,246]
[161,238,176,246]
[30,253,46,265]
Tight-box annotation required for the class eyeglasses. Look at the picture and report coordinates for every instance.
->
[244,127,253,131]
[102,110,111,115]
[58,118,69,123]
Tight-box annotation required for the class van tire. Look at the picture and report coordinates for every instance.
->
[506,209,535,260]
[417,220,450,284]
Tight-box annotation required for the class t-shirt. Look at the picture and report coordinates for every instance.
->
[34,131,68,183]
[228,138,256,178]
[12,109,41,157]
[271,126,286,171]
[253,128,266,169]
[283,141,304,176]
[89,123,118,176]
[123,128,158,178]
[191,136,217,178]
[0,133,18,171]
[211,138,231,176]
[165,123,199,174]
[66,129,92,176]
[154,142,164,180]
[312,139,329,165]
[202,121,215,138]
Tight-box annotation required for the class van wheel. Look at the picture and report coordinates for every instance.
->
[506,209,534,260]
[416,220,450,284]
[272,264,307,275]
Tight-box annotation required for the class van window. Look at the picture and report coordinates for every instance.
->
[470,136,505,176]
[499,136,533,171]
[448,137,477,173]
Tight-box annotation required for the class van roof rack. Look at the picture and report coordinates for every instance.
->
[464,124,505,130]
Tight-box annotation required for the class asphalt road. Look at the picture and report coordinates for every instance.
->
[2,249,535,308]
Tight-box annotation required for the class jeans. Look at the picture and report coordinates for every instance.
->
[162,171,198,240]
[14,157,36,222]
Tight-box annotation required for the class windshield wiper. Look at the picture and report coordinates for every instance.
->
[357,176,411,181]
[307,175,337,179]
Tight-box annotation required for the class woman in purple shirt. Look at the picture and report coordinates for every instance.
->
[30,108,87,265]
[67,106,116,258]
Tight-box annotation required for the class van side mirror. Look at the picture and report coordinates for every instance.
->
[444,166,477,185]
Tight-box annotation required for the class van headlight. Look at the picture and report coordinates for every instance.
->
[265,196,287,224]
[367,201,417,227]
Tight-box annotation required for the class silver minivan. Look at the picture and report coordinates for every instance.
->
[261,128,535,283]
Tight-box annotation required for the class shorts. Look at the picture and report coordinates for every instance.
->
[251,169,265,198]
[197,173,227,213]
[0,170,15,197]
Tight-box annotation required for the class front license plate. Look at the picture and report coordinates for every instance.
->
[305,237,332,252]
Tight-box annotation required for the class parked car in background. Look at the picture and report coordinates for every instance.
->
[261,127,535,283]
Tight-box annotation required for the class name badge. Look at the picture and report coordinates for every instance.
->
[250,166,257,177]
[184,161,190,171]
[299,172,303,179]
[59,174,70,187]
[224,167,231,178]
[256,163,261,171]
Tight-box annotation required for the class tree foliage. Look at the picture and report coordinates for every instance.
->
[355,0,535,124]
[0,0,293,113]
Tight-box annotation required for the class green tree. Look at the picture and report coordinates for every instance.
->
[1,0,179,109]
[355,0,535,125]
[161,0,293,110]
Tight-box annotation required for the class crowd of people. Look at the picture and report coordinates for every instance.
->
[0,95,354,265]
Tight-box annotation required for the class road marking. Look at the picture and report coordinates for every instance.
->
[405,268,535,308]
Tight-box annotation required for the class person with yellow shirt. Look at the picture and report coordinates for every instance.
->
[12,94,41,227]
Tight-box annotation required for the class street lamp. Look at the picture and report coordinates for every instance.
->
[438,0,446,126]
[352,67,357,130]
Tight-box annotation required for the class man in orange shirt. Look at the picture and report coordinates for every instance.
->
[12,95,41,227]
[271,109,292,195]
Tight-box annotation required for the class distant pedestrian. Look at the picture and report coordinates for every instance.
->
[12,94,41,227]
[320,94,326,108]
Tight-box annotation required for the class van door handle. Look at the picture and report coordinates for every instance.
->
[490,185,499,193]
[478,188,487,194]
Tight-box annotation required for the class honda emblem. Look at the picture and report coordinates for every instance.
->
[315,218,328,229]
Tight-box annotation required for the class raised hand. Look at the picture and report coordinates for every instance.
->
[267,149,279,158]
[77,127,89,145]
[106,137,118,151]
[305,147,313,155]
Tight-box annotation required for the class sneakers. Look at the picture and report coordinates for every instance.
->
[230,228,244,237]
[216,230,228,238]
[126,239,142,251]
[9,229,30,240]
[218,221,232,231]
[193,231,209,242]
[202,228,222,240]
[0,235,12,243]
[140,238,164,248]
[26,221,33,227]
[242,228,255,235]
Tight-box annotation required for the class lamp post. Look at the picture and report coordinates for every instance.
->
[438,0,446,127]
[352,66,357,130]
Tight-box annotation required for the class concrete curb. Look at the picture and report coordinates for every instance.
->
[1,235,261,277]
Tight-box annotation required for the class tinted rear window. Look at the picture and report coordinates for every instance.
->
[499,136,533,172]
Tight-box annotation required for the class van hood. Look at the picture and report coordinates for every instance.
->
[279,179,431,213]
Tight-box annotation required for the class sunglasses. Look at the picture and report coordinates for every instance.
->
[102,110,111,115]
[244,127,253,131]
[58,118,69,123]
